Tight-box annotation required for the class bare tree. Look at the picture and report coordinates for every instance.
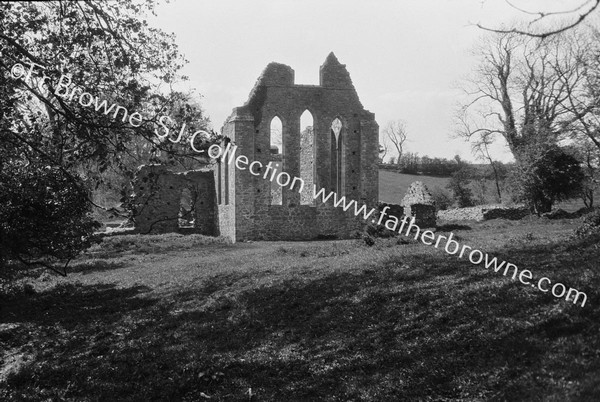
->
[569,139,600,208]
[378,141,388,163]
[471,132,503,202]
[383,120,408,165]
[477,0,600,39]
[558,28,600,153]
[457,30,596,164]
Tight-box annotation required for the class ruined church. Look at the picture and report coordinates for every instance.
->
[131,53,379,242]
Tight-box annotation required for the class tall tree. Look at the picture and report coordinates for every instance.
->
[457,30,596,163]
[471,132,504,202]
[0,1,209,271]
[378,142,388,163]
[458,29,596,212]
[383,120,408,166]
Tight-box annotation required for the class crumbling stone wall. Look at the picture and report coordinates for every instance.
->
[436,205,485,221]
[437,204,529,222]
[131,165,217,234]
[401,181,436,227]
[217,52,379,242]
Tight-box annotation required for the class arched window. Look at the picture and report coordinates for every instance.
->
[270,116,283,155]
[299,110,314,205]
[330,118,344,194]
[270,116,283,205]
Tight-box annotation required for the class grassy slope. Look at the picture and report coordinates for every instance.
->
[2,219,600,401]
[379,169,597,211]
[379,170,449,204]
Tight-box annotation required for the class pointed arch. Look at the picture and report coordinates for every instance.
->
[270,116,283,205]
[270,116,283,155]
[330,117,345,194]
[300,110,315,205]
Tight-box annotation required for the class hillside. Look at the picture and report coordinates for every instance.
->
[379,170,449,204]
[379,169,596,212]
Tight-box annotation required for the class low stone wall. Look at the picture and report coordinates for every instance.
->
[482,205,529,221]
[437,206,484,221]
[437,204,529,222]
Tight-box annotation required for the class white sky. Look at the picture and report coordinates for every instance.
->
[151,0,593,163]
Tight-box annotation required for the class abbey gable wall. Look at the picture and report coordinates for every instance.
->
[216,52,379,241]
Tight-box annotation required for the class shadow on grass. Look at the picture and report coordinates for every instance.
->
[436,223,472,231]
[67,260,130,275]
[2,236,600,401]
[1,282,154,329]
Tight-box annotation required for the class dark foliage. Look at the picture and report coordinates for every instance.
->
[446,167,475,208]
[0,1,213,269]
[0,164,101,273]
[575,208,600,238]
[509,146,585,214]
[430,186,453,211]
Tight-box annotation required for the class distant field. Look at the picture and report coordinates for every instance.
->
[378,169,596,211]
[379,170,449,204]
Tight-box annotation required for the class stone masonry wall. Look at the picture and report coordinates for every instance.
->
[131,165,217,235]
[437,204,529,222]
[401,181,436,227]
[299,126,315,205]
[218,52,379,241]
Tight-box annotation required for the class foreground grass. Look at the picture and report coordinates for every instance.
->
[1,219,600,401]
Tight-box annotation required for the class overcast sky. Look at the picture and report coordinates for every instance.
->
[151,0,593,163]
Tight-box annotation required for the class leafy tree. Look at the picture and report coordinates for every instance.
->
[508,146,585,214]
[580,151,600,209]
[458,28,598,211]
[0,163,101,275]
[446,167,475,208]
[562,141,599,209]
[398,152,419,174]
[0,1,211,271]
[430,186,453,211]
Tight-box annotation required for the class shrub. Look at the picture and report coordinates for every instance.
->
[574,208,600,238]
[509,146,584,214]
[431,186,453,211]
[363,221,396,239]
[446,168,475,208]
[0,163,101,274]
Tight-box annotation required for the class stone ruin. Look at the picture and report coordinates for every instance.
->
[214,52,379,241]
[401,181,436,227]
[130,165,216,235]
[130,53,380,241]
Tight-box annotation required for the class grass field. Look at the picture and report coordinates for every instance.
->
[379,169,597,212]
[379,170,449,204]
[2,217,600,400]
